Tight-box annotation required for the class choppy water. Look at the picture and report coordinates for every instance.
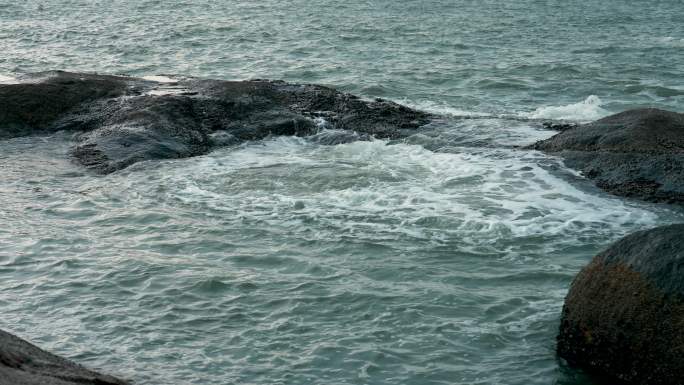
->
[1,1,684,384]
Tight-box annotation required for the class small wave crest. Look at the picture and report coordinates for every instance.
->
[398,99,493,118]
[0,75,18,84]
[142,75,191,96]
[141,75,178,83]
[523,95,609,122]
[657,36,684,47]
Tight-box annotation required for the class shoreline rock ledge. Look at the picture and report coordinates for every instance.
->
[558,224,684,385]
[0,329,128,385]
[531,108,684,204]
[0,71,431,174]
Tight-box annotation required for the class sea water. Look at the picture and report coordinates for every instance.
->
[1,1,683,384]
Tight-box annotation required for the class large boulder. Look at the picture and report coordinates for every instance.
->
[0,71,431,173]
[531,108,684,203]
[0,329,128,385]
[558,224,684,384]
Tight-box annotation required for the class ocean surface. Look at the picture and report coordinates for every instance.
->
[1,1,683,384]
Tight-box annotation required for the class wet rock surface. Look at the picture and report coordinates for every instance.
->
[531,108,684,203]
[541,121,578,132]
[558,224,684,385]
[0,329,128,385]
[0,71,431,173]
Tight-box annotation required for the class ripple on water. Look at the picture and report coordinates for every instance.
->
[2,128,682,384]
[2,1,684,379]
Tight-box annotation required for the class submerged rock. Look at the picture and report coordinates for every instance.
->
[0,329,128,385]
[0,71,431,173]
[558,224,684,385]
[531,108,684,203]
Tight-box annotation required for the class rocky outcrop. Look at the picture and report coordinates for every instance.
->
[557,224,684,385]
[0,71,431,173]
[0,329,128,385]
[0,72,130,139]
[531,108,684,203]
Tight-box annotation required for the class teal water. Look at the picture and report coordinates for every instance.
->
[1,1,684,384]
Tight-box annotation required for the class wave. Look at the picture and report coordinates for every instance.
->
[522,96,609,122]
[397,97,612,124]
[397,99,494,118]
[0,75,18,84]
[656,36,684,47]
[141,75,179,83]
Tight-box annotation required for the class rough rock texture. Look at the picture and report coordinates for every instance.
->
[0,71,431,173]
[0,329,128,385]
[541,121,578,132]
[558,224,684,385]
[531,108,684,203]
[0,72,130,139]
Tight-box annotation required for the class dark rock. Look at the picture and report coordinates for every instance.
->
[541,121,578,131]
[531,108,684,203]
[557,224,684,385]
[71,95,215,173]
[0,71,130,139]
[0,329,128,385]
[0,71,431,173]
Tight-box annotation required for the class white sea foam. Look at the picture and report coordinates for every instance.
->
[0,75,19,84]
[142,75,178,83]
[657,36,684,47]
[143,75,189,95]
[523,95,609,122]
[398,99,493,118]
[111,136,667,250]
[146,88,189,96]
[314,117,330,130]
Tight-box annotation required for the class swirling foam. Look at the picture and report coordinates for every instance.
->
[107,137,666,249]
